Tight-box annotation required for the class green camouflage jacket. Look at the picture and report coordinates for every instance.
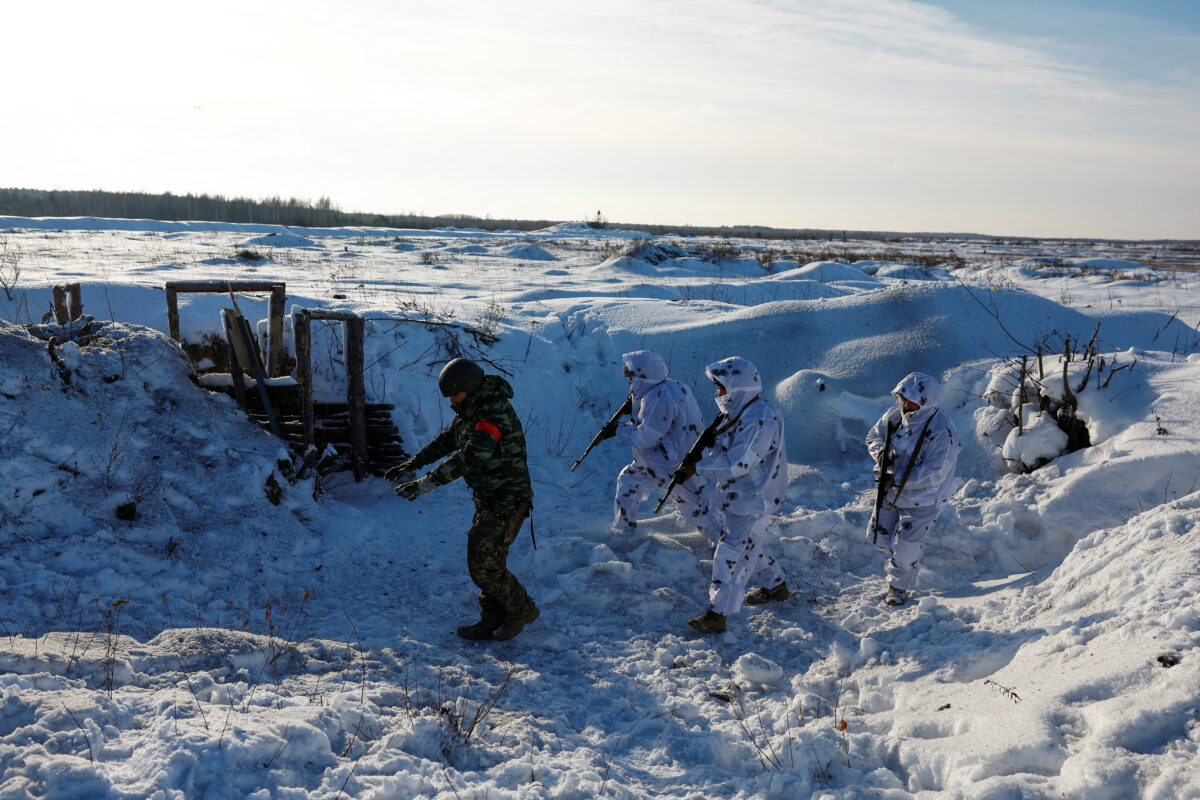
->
[410,374,534,510]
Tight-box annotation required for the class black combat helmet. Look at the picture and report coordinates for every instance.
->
[438,358,485,397]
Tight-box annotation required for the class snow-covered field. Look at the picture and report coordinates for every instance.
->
[2,216,1199,799]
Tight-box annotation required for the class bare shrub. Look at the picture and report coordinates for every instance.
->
[0,236,22,301]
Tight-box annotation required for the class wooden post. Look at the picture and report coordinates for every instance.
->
[52,286,70,324]
[294,310,315,452]
[268,284,286,377]
[346,317,368,481]
[67,284,82,320]
[166,286,180,341]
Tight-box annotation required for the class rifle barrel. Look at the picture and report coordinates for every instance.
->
[569,393,632,472]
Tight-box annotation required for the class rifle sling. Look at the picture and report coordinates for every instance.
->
[712,395,761,439]
[890,413,936,507]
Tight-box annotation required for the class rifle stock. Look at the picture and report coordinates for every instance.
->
[570,392,633,472]
[654,413,726,514]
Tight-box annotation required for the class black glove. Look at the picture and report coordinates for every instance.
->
[672,461,697,485]
[396,475,435,501]
[698,427,717,450]
[878,470,895,492]
[384,460,416,483]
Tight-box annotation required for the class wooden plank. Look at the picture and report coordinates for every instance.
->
[224,307,254,371]
[237,314,280,438]
[221,310,248,408]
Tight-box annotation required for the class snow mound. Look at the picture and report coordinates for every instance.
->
[237,232,317,248]
[498,243,556,261]
[733,653,785,687]
[872,263,951,281]
[533,221,654,239]
[791,260,874,283]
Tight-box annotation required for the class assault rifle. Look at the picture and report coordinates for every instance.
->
[654,413,727,513]
[870,419,899,545]
[570,392,633,472]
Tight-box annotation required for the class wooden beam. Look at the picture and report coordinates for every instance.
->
[165,280,283,293]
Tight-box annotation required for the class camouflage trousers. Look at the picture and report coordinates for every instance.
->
[709,512,785,616]
[468,500,536,625]
[612,461,723,543]
[867,502,943,591]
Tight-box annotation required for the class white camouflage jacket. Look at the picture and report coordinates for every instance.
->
[694,356,788,517]
[616,350,705,474]
[866,371,961,508]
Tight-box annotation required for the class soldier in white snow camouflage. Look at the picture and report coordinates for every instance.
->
[677,356,790,635]
[866,371,961,607]
[608,350,722,543]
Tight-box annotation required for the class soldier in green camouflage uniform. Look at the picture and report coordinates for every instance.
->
[390,358,539,641]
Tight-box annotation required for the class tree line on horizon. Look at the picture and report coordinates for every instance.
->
[0,187,562,232]
[0,186,986,241]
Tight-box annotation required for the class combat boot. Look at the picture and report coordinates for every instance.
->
[687,608,726,634]
[745,581,790,605]
[457,604,504,640]
[884,586,909,606]
[457,618,501,640]
[494,605,540,641]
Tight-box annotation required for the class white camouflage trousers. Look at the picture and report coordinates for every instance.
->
[612,462,722,542]
[868,502,944,591]
[709,512,785,616]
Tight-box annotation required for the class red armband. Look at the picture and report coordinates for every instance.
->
[474,420,501,442]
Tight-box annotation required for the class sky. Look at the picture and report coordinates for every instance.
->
[5,0,1199,239]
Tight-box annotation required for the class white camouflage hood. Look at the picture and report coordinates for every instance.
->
[892,372,942,423]
[622,350,669,397]
[705,356,762,417]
